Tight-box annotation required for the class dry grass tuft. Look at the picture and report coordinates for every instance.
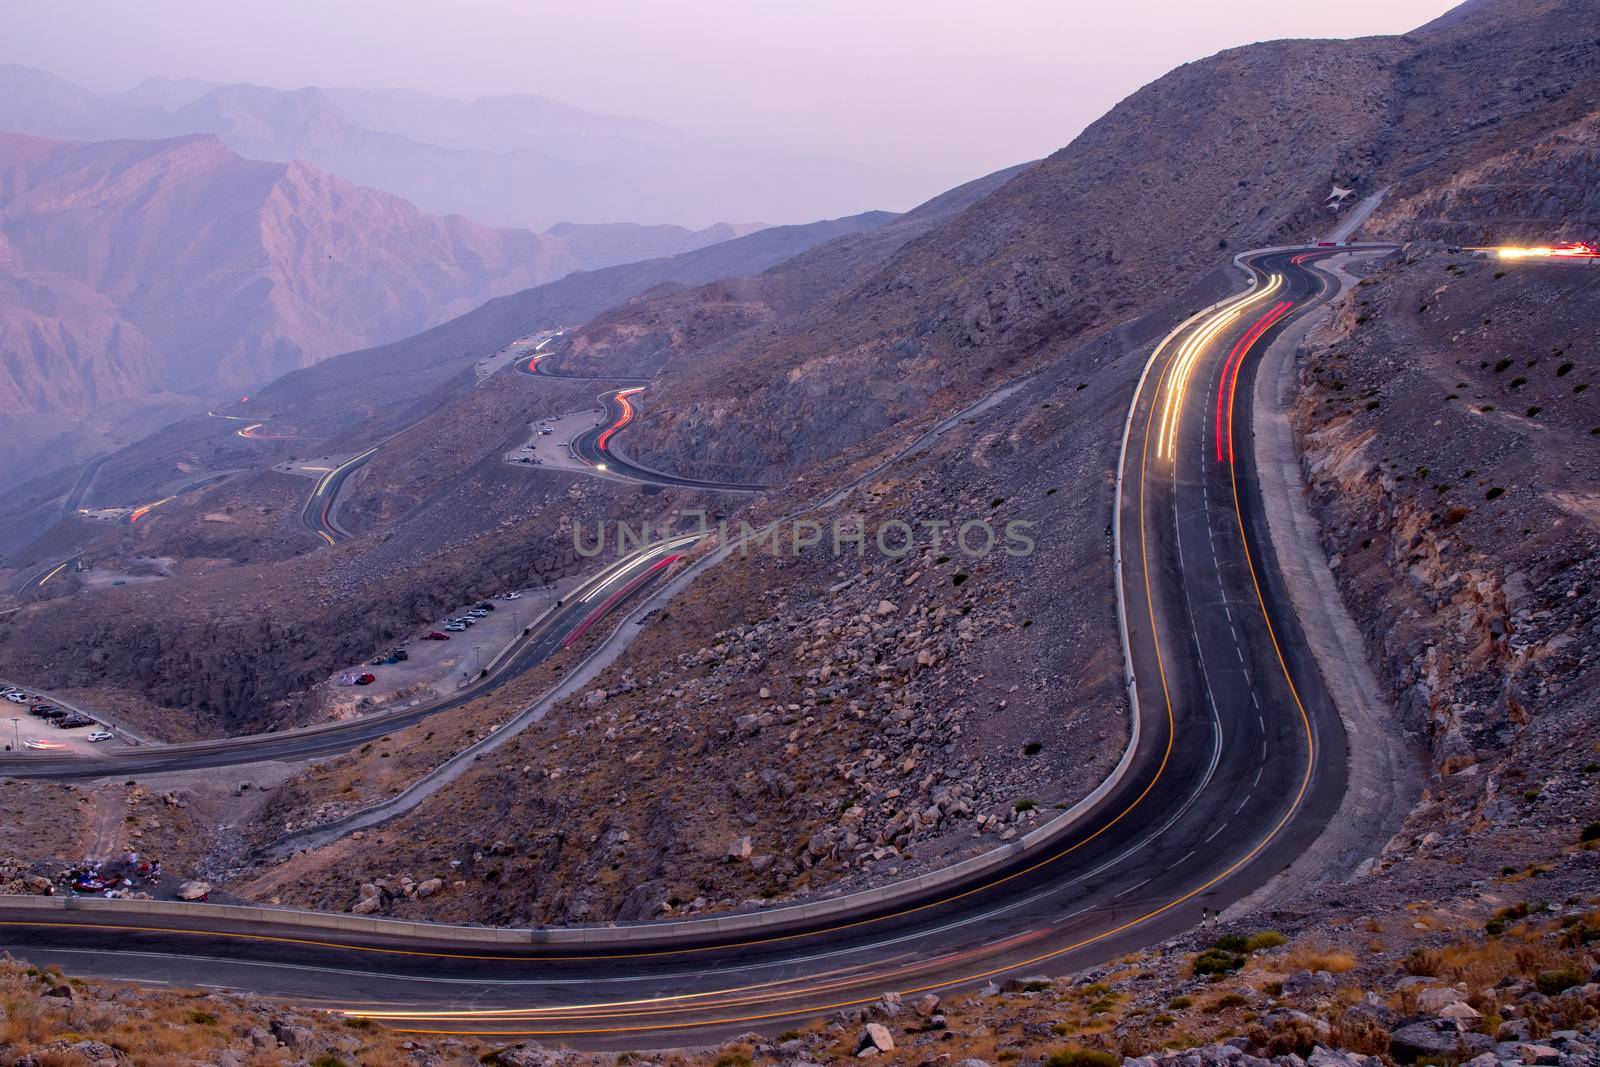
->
[1281,947,1358,973]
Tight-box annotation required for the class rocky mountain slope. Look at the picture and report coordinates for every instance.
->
[610,0,1599,484]
[0,207,888,565]
[0,0,1591,806]
[3,0,1600,1058]
[551,165,1035,382]
[0,131,591,411]
[0,65,924,229]
[236,316,1147,920]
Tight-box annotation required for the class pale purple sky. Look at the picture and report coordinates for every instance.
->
[7,0,1459,181]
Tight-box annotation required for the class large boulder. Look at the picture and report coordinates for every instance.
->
[1415,985,1468,1013]
[856,1023,895,1056]
[1390,1019,1493,1062]
[175,880,211,901]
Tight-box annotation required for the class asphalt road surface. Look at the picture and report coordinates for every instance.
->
[62,454,109,516]
[514,351,650,384]
[0,247,1364,1045]
[300,447,377,546]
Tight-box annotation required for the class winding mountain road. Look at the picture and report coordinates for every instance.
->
[570,387,769,493]
[300,446,377,546]
[0,246,1377,1046]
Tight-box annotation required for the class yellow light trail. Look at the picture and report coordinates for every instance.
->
[1156,274,1281,460]
[0,258,1334,1041]
[1494,242,1597,259]
[34,561,68,587]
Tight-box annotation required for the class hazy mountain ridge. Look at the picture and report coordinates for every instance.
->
[0,129,765,491]
[0,131,578,412]
[0,65,924,229]
[0,207,893,564]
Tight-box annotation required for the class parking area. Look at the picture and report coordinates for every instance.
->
[1,684,125,755]
[503,408,608,477]
[319,581,574,716]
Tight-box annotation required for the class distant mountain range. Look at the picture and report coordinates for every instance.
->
[0,65,921,229]
[0,129,756,484]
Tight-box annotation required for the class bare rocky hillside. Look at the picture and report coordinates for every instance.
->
[0,184,987,728]
[614,0,1599,484]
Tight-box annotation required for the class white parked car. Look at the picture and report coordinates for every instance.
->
[5,693,27,703]
[86,730,114,742]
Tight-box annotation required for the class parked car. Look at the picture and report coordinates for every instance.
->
[391,649,409,661]
[354,673,376,686]
[538,428,553,435]
[444,623,466,632]
[86,730,114,742]
[476,603,495,611]
[425,631,450,640]
[57,716,93,729]
[27,704,52,717]
[5,692,27,703]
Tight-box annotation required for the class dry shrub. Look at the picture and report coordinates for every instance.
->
[2,994,47,1045]
[36,1052,91,1067]
[1282,946,1358,973]
[1328,1012,1392,1056]
[1248,1015,1322,1058]
[1403,947,1441,976]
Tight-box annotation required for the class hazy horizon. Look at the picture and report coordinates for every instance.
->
[8,0,1460,208]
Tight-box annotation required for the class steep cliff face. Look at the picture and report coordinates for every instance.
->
[0,131,585,423]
